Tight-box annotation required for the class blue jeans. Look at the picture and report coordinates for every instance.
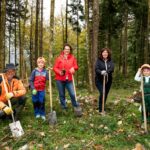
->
[32,90,46,116]
[56,80,79,109]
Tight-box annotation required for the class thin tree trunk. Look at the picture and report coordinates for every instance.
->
[14,0,17,65]
[85,0,93,92]
[76,2,79,86]
[8,16,12,63]
[0,0,6,70]
[144,0,150,63]
[122,4,128,76]
[30,0,34,72]
[18,0,23,77]
[65,0,68,43]
[35,0,40,65]
[39,0,43,56]
[49,0,55,65]
[148,0,150,63]
[92,0,99,88]
[61,10,65,47]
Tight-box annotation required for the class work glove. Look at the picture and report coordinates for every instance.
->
[32,89,37,95]
[101,70,107,76]
[5,92,14,100]
[3,106,13,115]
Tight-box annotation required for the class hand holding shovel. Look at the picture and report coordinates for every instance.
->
[0,73,24,137]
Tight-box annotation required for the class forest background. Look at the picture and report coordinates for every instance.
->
[0,0,150,149]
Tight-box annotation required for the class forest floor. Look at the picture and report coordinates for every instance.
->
[0,86,150,150]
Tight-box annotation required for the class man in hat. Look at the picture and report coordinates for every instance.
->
[0,63,26,120]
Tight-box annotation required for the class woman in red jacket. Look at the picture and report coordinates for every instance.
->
[53,43,79,112]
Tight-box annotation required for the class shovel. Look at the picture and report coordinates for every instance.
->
[1,73,24,137]
[101,75,106,116]
[48,69,57,125]
[72,75,82,117]
[141,75,148,133]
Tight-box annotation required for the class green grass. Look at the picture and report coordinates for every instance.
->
[0,88,150,150]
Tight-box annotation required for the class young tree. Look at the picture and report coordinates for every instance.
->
[49,0,55,66]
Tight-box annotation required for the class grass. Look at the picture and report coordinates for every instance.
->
[0,87,150,150]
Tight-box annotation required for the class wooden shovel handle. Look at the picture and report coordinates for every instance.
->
[102,75,106,113]
[0,73,15,122]
[48,70,53,112]
[141,75,148,133]
[72,75,77,102]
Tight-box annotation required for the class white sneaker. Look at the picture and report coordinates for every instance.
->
[35,115,40,118]
[41,116,46,121]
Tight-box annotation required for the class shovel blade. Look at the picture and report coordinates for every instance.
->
[9,121,24,137]
[74,106,82,117]
[48,111,57,125]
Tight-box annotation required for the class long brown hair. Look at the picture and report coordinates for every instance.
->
[98,47,111,60]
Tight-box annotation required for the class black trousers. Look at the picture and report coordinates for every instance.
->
[95,79,112,112]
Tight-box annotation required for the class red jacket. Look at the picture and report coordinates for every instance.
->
[53,52,78,81]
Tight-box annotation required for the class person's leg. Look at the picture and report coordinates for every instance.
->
[32,93,40,117]
[56,80,67,109]
[95,80,103,112]
[38,91,46,118]
[66,81,79,107]
[11,96,26,120]
[105,81,112,103]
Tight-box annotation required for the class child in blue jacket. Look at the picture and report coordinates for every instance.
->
[29,57,49,120]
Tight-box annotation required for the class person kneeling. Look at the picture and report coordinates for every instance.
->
[0,63,26,120]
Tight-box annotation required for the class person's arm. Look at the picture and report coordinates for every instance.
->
[0,101,6,110]
[95,59,102,75]
[107,60,114,74]
[53,57,62,75]
[134,68,141,82]
[12,79,26,97]
[69,56,78,74]
[29,70,36,90]
[72,56,78,70]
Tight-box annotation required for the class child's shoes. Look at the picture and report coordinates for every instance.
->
[41,116,46,121]
[36,114,40,119]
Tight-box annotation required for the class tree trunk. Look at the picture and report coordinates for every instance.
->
[0,0,6,70]
[122,4,128,76]
[49,0,55,65]
[18,0,23,77]
[39,0,43,56]
[14,0,17,65]
[65,0,68,43]
[8,14,12,63]
[61,10,65,47]
[148,0,150,63]
[35,0,40,65]
[30,0,34,72]
[144,0,150,63]
[92,0,99,88]
[84,0,93,92]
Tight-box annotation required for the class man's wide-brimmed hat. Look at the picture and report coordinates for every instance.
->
[141,64,150,70]
[4,63,17,72]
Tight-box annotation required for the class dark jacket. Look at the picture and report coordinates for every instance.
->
[95,58,114,82]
